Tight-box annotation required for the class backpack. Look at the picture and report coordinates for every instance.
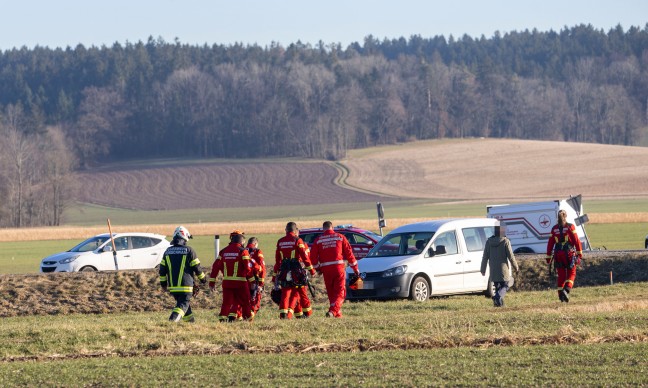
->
[278,258,308,287]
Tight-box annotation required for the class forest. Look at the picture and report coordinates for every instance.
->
[1,23,647,227]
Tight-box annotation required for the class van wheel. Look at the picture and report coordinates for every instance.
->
[484,278,495,298]
[514,247,534,254]
[80,266,97,272]
[409,276,429,302]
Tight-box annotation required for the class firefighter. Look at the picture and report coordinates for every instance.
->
[310,221,359,318]
[159,226,206,322]
[273,222,315,319]
[209,231,255,322]
[546,209,583,302]
[247,236,266,314]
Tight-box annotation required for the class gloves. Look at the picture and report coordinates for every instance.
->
[545,257,552,264]
[192,285,201,297]
[309,269,316,276]
[161,284,167,292]
[576,254,582,266]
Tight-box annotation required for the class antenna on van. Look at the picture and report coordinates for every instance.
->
[377,202,386,236]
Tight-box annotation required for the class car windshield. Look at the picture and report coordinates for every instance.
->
[362,230,383,242]
[69,236,111,252]
[367,232,435,257]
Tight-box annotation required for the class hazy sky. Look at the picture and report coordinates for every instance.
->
[1,0,646,50]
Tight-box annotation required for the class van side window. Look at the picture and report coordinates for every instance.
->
[461,227,495,252]
[433,231,458,255]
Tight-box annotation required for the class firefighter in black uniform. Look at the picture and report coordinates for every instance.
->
[159,226,206,322]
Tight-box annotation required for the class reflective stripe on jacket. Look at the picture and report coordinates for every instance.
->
[159,242,205,294]
[310,230,357,271]
[209,243,253,288]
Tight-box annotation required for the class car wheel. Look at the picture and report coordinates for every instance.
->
[484,278,495,298]
[409,276,429,302]
[80,266,97,272]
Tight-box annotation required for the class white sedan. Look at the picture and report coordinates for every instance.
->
[40,233,170,272]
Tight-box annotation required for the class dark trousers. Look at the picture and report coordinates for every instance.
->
[494,279,514,304]
[170,293,193,321]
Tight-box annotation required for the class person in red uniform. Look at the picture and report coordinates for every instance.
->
[546,209,583,303]
[273,222,315,319]
[310,221,359,318]
[209,231,255,321]
[247,236,266,314]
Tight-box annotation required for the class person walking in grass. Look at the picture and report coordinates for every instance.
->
[481,222,519,307]
[310,221,359,318]
[546,209,583,303]
[159,226,206,322]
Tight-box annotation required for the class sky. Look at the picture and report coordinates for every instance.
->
[1,0,646,50]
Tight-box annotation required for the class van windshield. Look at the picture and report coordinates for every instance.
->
[367,232,435,257]
[69,236,110,252]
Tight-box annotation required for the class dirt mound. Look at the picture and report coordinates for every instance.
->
[0,252,645,318]
[0,270,330,318]
[514,251,648,291]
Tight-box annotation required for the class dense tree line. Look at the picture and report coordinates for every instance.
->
[1,23,647,226]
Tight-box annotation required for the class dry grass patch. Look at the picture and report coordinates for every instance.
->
[2,214,647,242]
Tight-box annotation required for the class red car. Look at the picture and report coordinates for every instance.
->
[298,224,383,259]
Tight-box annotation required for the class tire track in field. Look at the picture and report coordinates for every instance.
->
[74,161,386,210]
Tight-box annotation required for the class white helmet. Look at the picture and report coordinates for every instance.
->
[173,226,192,241]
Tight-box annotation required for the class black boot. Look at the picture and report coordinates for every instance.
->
[563,288,570,303]
[169,312,182,322]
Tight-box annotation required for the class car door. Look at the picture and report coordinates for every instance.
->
[461,227,489,290]
[110,236,133,270]
[130,236,164,269]
[428,230,463,293]
[343,232,375,259]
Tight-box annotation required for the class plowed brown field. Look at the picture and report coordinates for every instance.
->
[73,139,648,213]
[75,161,384,210]
[343,138,648,201]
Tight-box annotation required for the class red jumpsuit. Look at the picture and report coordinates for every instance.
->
[546,222,583,301]
[273,232,315,319]
[310,229,359,318]
[209,242,255,321]
[247,244,266,314]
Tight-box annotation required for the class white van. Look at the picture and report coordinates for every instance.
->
[347,218,498,302]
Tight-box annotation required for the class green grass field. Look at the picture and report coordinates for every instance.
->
[1,224,646,274]
[62,197,648,227]
[1,283,646,386]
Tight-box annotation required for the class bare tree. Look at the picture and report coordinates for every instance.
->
[71,87,129,168]
[0,105,37,227]
[40,126,78,225]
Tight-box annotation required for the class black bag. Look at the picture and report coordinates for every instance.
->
[279,258,307,287]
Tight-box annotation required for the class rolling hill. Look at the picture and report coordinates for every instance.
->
[73,139,648,211]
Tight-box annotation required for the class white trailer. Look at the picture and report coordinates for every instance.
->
[486,195,591,254]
